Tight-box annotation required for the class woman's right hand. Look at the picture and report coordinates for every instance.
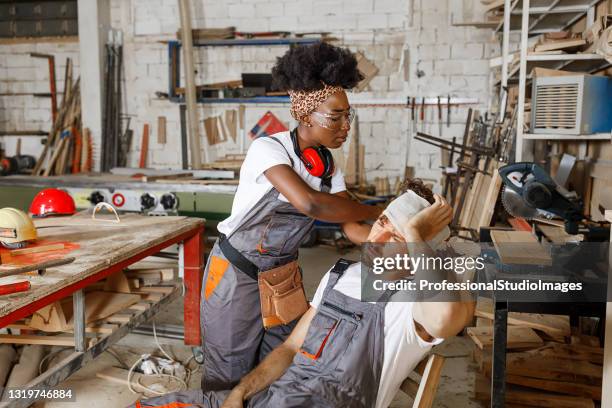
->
[404,194,452,241]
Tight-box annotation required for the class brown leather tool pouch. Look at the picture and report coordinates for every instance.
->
[258,260,308,328]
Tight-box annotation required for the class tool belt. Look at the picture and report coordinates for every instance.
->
[258,260,308,328]
[218,234,308,328]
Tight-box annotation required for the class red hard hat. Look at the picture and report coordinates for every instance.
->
[29,188,76,217]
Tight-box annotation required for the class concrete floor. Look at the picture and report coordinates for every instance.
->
[36,246,482,408]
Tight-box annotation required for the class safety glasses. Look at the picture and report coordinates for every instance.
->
[310,106,356,130]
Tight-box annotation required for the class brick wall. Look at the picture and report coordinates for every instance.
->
[0,0,497,187]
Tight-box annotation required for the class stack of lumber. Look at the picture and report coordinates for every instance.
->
[2,259,178,343]
[124,257,178,287]
[32,58,90,176]
[469,297,603,407]
[201,153,245,171]
[177,27,236,41]
[204,111,239,146]
[534,32,587,54]
[455,159,503,239]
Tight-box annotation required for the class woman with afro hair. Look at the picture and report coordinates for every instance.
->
[200,42,381,391]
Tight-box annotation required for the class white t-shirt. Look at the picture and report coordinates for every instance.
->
[311,262,444,408]
[217,131,347,236]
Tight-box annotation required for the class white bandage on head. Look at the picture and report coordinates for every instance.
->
[382,190,451,249]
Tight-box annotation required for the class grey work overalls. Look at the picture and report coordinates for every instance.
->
[200,137,331,391]
[129,259,387,408]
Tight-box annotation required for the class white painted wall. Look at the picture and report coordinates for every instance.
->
[0,0,498,186]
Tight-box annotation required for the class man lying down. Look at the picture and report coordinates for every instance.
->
[129,182,476,408]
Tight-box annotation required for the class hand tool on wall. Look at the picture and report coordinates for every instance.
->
[437,96,442,136]
[411,97,416,135]
[447,95,451,128]
[442,136,456,200]
[420,97,425,132]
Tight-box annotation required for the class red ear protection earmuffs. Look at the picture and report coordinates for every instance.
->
[291,128,335,179]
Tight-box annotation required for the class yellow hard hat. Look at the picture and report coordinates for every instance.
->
[0,208,37,248]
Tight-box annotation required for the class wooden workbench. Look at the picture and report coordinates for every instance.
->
[0,213,205,344]
[0,213,204,407]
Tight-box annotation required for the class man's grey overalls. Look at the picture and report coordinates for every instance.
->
[130,259,387,408]
[200,137,331,391]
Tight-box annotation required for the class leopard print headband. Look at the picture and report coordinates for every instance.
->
[288,83,344,121]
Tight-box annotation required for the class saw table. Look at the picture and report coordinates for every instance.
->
[0,173,236,227]
[0,214,204,408]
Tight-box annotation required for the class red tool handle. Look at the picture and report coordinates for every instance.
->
[420,98,425,121]
[0,281,31,295]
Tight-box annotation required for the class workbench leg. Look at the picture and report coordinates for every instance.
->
[183,227,205,345]
[491,301,508,408]
[73,289,87,352]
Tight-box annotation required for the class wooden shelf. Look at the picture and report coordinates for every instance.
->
[526,53,606,61]
[522,133,612,141]
[192,38,322,47]
[494,0,599,34]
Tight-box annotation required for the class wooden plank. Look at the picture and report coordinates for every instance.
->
[10,243,66,256]
[506,374,600,400]
[476,297,570,338]
[139,123,149,168]
[482,352,603,381]
[538,224,583,243]
[474,376,595,408]
[103,272,133,293]
[225,109,237,142]
[413,354,445,408]
[139,286,174,294]
[28,291,141,332]
[127,302,150,312]
[157,116,166,144]
[0,334,94,347]
[477,164,503,228]
[105,313,134,324]
[0,256,75,278]
[358,144,366,187]
[490,230,552,265]
[534,39,586,53]
[204,117,219,146]
[467,326,544,350]
[354,52,379,92]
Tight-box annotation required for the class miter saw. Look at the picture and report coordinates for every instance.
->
[499,162,610,241]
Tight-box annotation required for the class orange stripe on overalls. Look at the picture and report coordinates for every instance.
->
[204,255,229,300]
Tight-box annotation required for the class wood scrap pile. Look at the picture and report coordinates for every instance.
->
[2,258,177,341]
[201,153,245,171]
[469,297,603,407]
[444,104,516,241]
[204,111,239,146]
[0,259,178,393]
[534,32,587,53]
[32,58,91,176]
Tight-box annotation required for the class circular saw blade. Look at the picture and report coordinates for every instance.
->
[501,186,538,219]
